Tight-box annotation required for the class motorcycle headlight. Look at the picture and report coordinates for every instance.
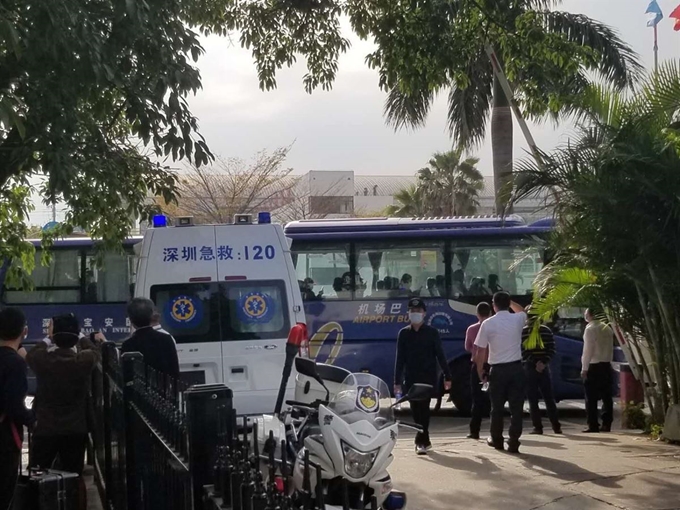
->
[341,441,379,479]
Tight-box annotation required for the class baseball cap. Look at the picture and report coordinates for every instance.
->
[407,297,427,311]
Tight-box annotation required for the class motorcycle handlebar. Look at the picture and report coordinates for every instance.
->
[285,400,319,410]
[398,421,423,432]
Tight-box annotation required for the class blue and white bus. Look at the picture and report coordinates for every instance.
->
[0,237,140,344]
[284,215,593,413]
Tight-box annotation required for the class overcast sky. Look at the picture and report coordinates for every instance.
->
[188,0,680,177]
[31,0,680,223]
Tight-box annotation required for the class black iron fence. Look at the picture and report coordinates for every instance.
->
[88,342,373,510]
[89,342,231,510]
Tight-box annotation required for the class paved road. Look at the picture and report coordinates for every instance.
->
[390,405,680,510]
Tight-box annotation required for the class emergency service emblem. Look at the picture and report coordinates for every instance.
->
[166,295,202,328]
[239,292,275,323]
[356,385,380,413]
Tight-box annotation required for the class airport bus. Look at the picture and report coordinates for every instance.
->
[0,237,141,344]
[284,215,598,413]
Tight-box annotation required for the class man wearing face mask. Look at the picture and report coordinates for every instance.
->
[394,298,451,455]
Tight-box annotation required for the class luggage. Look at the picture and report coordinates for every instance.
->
[12,468,79,510]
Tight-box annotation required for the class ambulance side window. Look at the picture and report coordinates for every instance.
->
[221,280,290,340]
[150,283,221,344]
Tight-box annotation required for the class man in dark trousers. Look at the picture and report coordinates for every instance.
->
[522,321,562,435]
[0,308,35,510]
[464,302,491,439]
[581,308,614,433]
[474,292,526,453]
[394,298,451,455]
[121,297,180,381]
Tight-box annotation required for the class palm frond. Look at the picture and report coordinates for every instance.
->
[446,55,493,148]
[541,11,643,89]
[384,86,434,131]
[640,60,680,125]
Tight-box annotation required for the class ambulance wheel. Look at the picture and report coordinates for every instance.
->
[449,358,472,416]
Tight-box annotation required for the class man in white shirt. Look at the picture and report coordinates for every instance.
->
[474,292,527,453]
[581,308,614,433]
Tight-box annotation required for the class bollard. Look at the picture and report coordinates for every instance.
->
[186,384,234,510]
[620,363,644,406]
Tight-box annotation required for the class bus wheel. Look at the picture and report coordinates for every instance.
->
[449,358,472,416]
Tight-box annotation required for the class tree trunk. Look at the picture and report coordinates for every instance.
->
[491,74,513,215]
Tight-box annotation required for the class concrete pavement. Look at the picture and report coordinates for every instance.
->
[390,407,680,510]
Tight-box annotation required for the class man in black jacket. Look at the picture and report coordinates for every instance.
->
[394,298,451,455]
[0,308,35,510]
[522,322,562,435]
[121,298,179,382]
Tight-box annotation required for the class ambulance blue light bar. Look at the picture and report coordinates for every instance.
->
[258,212,271,224]
[152,214,168,228]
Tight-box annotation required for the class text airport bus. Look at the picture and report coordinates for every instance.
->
[284,215,618,413]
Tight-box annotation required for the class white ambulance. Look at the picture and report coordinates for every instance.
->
[134,213,306,415]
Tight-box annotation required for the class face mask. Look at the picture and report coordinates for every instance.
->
[409,312,424,325]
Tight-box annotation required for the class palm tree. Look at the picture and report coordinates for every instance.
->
[418,149,484,216]
[384,2,641,214]
[516,61,680,420]
[384,185,427,217]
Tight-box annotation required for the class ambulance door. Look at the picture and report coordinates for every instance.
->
[145,226,223,385]
[215,224,292,414]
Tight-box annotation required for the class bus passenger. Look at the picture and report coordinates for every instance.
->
[488,274,503,293]
[469,277,490,296]
[400,273,412,292]
[394,298,451,455]
[426,277,438,297]
[452,269,467,297]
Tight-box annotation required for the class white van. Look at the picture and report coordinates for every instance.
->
[134,214,306,415]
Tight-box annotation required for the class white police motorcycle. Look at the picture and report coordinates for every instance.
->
[256,358,431,510]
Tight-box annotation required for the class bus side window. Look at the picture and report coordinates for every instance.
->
[355,241,445,299]
[3,250,81,304]
[449,244,544,301]
[292,244,350,301]
[84,252,135,303]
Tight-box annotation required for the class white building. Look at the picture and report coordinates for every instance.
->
[272,170,550,222]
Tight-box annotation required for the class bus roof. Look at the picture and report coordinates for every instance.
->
[284,216,553,241]
[26,236,144,248]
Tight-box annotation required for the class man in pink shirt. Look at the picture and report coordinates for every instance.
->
[465,302,491,439]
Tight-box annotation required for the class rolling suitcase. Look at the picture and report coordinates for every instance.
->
[12,468,80,510]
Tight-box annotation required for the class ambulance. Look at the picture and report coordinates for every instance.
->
[134,213,306,415]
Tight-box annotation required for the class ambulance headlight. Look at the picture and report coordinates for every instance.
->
[341,441,378,479]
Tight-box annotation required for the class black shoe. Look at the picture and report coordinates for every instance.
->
[582,427,600,433]
[467,433,480,440]
[601,425,611,432]
[507,444,521,454]
[553,427,563,434]
[530,428,543,435]
[486,437,504,450]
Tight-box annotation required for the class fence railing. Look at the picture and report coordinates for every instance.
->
[89,342,231,510]
[88,342,350,510]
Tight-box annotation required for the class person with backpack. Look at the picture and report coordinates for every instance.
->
[0,308,35,510]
